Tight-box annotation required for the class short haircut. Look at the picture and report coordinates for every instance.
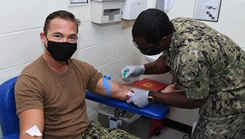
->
[43,10,81,35]
[132,9,174,45]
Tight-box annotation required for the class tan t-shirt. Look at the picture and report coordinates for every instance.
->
[15,56,102,139]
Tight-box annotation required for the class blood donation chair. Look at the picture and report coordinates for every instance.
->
[0,76,169,139]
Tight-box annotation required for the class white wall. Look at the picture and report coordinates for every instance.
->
[0,0,143,84]
[0,0,142,136]
[170,0,245,50]
[148,0,245,50]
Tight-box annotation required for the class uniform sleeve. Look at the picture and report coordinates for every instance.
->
[14,75,44,114]
[174,49,210,99]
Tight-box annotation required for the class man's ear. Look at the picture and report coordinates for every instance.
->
[40,32,45,43]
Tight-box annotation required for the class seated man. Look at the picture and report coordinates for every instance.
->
[14,10,141,139]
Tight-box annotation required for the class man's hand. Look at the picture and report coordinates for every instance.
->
[161,83,185,93]
[126,88,149,108]
[121,65,145,79]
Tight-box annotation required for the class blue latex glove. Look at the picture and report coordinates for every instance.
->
[126,88,149,108]
[121,65,145,79]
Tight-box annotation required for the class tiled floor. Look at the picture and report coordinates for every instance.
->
[150,126,191,139]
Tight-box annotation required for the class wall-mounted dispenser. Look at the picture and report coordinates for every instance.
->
[91,0,124,24]
[155,0,175,12]
[121,0,147,20]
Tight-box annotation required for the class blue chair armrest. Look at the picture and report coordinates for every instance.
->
[0,132,19,139]
[85,90,169,119]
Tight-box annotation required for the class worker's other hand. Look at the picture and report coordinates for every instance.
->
[121,65,145,79]
[161,83,185,93]
[126,88,149,108]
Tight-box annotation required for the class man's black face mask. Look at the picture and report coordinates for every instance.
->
[45,38,77,62]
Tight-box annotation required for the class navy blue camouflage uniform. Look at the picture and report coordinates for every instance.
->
[163,17,245,139]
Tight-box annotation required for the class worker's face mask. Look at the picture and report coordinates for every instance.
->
[143,46,162,56]
[45,38,77,62]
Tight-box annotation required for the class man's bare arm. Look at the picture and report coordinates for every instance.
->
[18,109,44,139]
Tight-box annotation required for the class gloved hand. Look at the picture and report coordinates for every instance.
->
[121,65,145,79]
[126,88,149,108]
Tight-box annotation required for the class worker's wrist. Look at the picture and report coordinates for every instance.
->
[148,91,154,103]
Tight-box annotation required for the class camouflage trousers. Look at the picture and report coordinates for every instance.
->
[192,113,245,139]
[75,120,140,139]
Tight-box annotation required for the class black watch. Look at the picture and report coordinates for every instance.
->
[148,91,154,103]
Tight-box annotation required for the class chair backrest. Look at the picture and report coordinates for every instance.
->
[0,76,19,136]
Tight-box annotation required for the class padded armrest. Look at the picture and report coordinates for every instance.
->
[85,90,169,119]
[0,132,19,139]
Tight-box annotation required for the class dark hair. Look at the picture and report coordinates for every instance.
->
[132,9,174,44]
[43,10,81,35]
